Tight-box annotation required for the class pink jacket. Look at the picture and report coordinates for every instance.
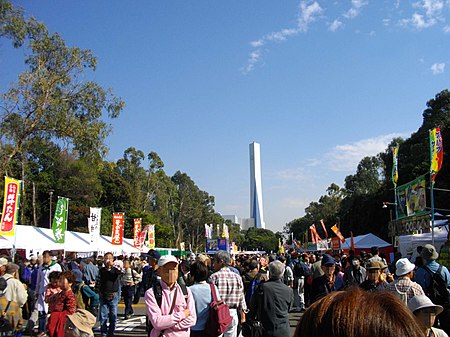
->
[145,280,196,337]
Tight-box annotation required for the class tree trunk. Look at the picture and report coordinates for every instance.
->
[32,182,37,226]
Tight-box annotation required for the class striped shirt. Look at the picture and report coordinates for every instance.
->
[385,276,425,302]
[210,267,247,311]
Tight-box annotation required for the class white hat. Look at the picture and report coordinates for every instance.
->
[395,258,416,276]
[157,255,178,267]
[408,295,443,315]
[0,258,8,267]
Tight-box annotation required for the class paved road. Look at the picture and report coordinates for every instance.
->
[94,299,302,337]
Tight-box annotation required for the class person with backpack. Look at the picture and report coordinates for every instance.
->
[145,255,196,337]
[415,244,450,335]
[291,252,309,312]
[386,258,425,305]
[72,269,99,316]
[0,277,23,336]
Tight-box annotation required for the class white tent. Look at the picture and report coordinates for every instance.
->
[398,225,448,260]
[0,225,142,256]
[343,233,391,249]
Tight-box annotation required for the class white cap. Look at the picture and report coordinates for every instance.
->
[0,258,8,267]
[395,258,415,276]
[157,255,178,267]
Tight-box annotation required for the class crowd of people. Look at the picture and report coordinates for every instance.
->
[0,242,448,337]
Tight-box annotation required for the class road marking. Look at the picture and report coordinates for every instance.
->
[94,315,146,332]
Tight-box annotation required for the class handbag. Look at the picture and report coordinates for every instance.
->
[205,284,232,337]
[241,284,264,337]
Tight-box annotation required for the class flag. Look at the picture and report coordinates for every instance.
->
[204,224,210,239]
[331,224,345,243]
[278,238,285,254]
[133,218,142,248]
[310,224,322,243]
[88,207,101,246]
[392,146,399,187]
[222,224,229,239]
[430,127,444,183]
[111,213,124,245]
[137,225,149,251]
[320,219,328,239]
[52,196,69,243]
[147,224,155,249]
[0,177,22,236]
[216,224,220,238]
[350,231,355,251]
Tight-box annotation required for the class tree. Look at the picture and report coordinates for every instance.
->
[0,1,124,175]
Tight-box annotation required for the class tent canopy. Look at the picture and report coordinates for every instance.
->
[344,233,391,249]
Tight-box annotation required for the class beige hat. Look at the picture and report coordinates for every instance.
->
[66,309,96,335]
[157,255,178,267]
[408,295,443,316]
[421,244,439,261]
[0,258,8,267]
[366,261,383,270]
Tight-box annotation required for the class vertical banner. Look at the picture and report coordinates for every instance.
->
[0,177,22,236]
[147,224,155,249]
[52,197,69,243]
[320,219,328,239]
[430,127,444,183]
[350,231,355,251]
[88,207,101,246]
[331,224,345,243]
[137,225,149,251]
[222,224,229,239]
[111,213,124,245]
[133,218,142,248]
[392,146,399,187]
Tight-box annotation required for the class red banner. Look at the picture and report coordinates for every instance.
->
[331,237,341,249]
[320,219,328,239]
[133,218,142,248]
[111,213,124,245]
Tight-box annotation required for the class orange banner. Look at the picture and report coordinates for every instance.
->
[133,218,142,248]
[331,224,345,243]
[111,213,124,245]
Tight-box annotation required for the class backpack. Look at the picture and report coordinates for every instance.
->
[74,284,86,310]
[0,301,14,337]
[423,265,450,306]
[21,267,31,284]
[146,281,188,336]
[205,283,232,337]
[245,277,261,305]
[293,261,309,278]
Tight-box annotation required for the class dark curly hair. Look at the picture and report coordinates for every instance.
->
[60,270,76,285]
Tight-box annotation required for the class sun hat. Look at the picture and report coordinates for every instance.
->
[395,258,416,276]
[366,261,383,270]
[0,258,8,267]
[421,244,439,261]
[157,255,178,267]
[67,309,96,335]
[407,295,443,315]
[321,254,336,266]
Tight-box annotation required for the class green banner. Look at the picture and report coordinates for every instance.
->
[397,175,427,219]
[52,196,69,243]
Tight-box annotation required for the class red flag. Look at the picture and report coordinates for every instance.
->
[133,218,142,248]
[350,231,355,251]
[310,224,322,243]
[111,213,124,245]
[309,226,316,244]
[320,219,328,239]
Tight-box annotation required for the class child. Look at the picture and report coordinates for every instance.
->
[44,271,61,311]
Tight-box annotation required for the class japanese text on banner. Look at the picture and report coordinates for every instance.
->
[111,213,124,245]
[0,177,21,236]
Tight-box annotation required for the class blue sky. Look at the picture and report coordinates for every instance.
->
[1,1,450,233]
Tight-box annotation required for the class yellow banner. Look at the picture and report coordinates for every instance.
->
[147,224,155,249]
[0,177,21,236]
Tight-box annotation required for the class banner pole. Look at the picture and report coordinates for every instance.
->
[430,129,435,246]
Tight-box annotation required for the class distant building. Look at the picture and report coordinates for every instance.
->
[222,215,239,224]
[250,142,265,229]
[222,215,255,231]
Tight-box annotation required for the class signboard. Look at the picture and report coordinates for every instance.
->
[397,175,427,219]
[388,213,430,237]
[331,237,341,249]
[206,239,229,253]
[111,213,124,245]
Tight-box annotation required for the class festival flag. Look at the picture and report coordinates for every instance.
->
[310,224,322,243]
[430,127,444,183]
[133,218,142,248]
[222,224,229,239]
[392,146,399,187]
[137,225,149,251]
[111,213,124,245]
[350,231,355,251]
[216,224,220,238]
[331,224,345,243]
[52,196,69,243]
[278,238,285,254]
[147,224,155,249]
[320,219,328,239]
[204,224,210,239]
[88,207,101,246]
[0,177,22,236]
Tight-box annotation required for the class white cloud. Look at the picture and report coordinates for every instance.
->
[431,62,445,74]
[329,19,343,31]
[400,0,445,29]
[420,0,444,17]
[443,25,450,33]
[242,1,323,73]
[325,133,406,172]
[344,0,369,19]
[281,197,311,209]
[276,168,310,182]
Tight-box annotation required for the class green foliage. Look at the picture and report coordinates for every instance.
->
[241,227,278,253]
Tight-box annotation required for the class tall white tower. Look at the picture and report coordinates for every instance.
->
[249,142,265,229]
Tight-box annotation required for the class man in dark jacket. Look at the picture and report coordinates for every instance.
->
[310,254,337,302]
[248,260,293,337]
[96,252,123,337]
[343,255,366,287]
